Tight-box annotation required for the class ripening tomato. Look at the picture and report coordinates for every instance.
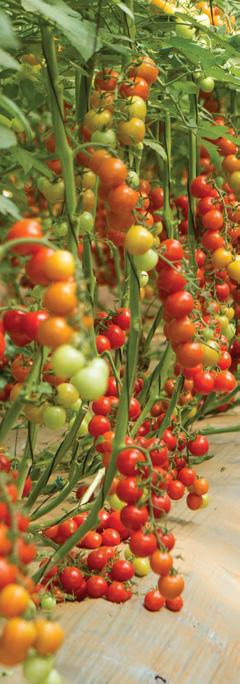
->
[168,317,195,343]
[25,248,54,286]
[176,342,203,368]
[43,281,77,316]
[158,574,184,599]
[123,95,147,120]
[37,317,73,348]
[0,583,30,617]
[95,68,119,91]
[108,184,138,214]
[118,117,145,145]
[202,209,224,231]
[214,370,236,393]
[125,225,153,255]
[119,77,149,101]
[187,492,203,509]
[43,250,75,281]
[98,157,128,187]
[194,370,215,394]
[190,176,213,198]
[150,550,173,576]
[6,219,43,255]
[34,619,64,656]
[22,310,49,341]
[166,595,183,611]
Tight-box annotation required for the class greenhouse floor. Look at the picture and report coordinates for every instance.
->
[11,412,240,684]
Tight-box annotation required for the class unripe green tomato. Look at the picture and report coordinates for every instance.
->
[225,322,235,341]
[127,170,140,189]
[215,176,224,187]
[71,358,109,400]
[133,556,151,576]
[91,129,116,147]
[41,594,57,611]
[139,271,149,287]
[23,655,54,684]
[108,494,125,511]
[134,249,158,272]
[56,383,79,407]
[229,171,240,195]
[54,222,68,237]
[37,178,65,203]
[203,327,214,341]
[23,599,37,620]
[199,77,215,93]
[51,345,85,379]
[43,405,66,430]
[79,211,94,234]
[175,17,195,39]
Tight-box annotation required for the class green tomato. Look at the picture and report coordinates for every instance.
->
[91,129,116,147]
[108,494,125,511]
[127,171,140,189]
[57,382,79,407]
[23,655,54,684]
[134,249,158,272]
[199,77,215,93]
[41,594,57,611]
[225,322,235,341]
[37,178,65,203]
[139,271,149,287]
[51,345,85,380]
[71,358,109,400]
[79,211,94,234]
[124,546,133,560]
[201,493,209,509]
[217,315,229,334]
[54,222,68,237]
[175,17,195,39]
[132,556,150,577]
[203,327,214,341]
[229,171,240,194]
[43,405,66,430]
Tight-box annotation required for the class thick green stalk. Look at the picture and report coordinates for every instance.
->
[144,305,163,353]
[139,343,173,404]
[156,374,183,439]
[82,234,97,355]
[41,26,77,254]
[31,462,82,521]
[0,348,44,444]
[33,256,141,582]
[187,94,198,272]
[201,424,240,436]
[0,237,55,261]
[163,111,173,238]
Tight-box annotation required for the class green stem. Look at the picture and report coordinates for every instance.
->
[187,93,198,271]
[144,305,163,353]
[33,256,141,582]
[163,111,173,238]
[24,406,87,513]
[139,343,173,404]
[153,374,183,439]
[201,424,240,435]
[0,237,55,261]
[41,26,77,254]
[17,423,38,498]
[31,461,82,521]
[82,234,97,354]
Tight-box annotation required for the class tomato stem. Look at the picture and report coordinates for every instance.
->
[41,26,78,254]
[163,111,173,238]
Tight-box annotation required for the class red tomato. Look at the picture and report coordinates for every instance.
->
[144,590,165,611]
[6,219,43,255]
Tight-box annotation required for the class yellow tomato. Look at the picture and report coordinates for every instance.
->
[228,257,240,283]
[125,225,154,255]
[201,340,220,367]
[212,248,233,269]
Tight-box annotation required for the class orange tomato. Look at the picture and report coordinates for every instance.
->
[37,317,73,348]
[43,281,77,315]
[0,583,30,618]
[34,619,64,655]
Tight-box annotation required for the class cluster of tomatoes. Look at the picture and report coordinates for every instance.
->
[0,460,63,682]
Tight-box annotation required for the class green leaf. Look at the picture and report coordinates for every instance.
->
[14,148,53,177]
[0,11,19,50]
[0,95,32,141]
[144,138,167,161]
[0,125,16,149]
[117,2,134,20]
[21,0,102,62]
[0,195,21,219]
[0,49,20,71]
[171,81,198,95]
